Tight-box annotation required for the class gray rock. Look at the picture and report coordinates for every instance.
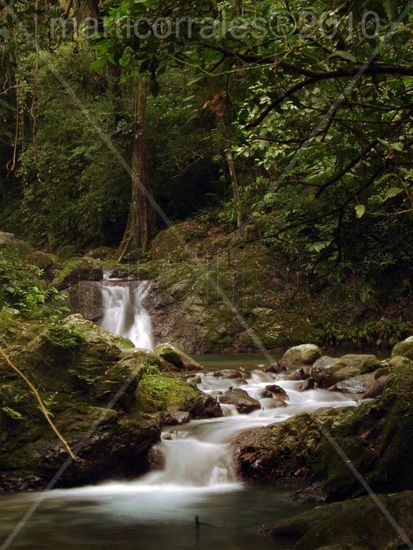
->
[262,384,289,401]
[311,355,381,388]
[220,389,260,414]
[154,343,204,371]
[297,378,315,392]
[363,375,390,399]
[69,281,103,321]
[280,344,322,369]
[329,373,376,395]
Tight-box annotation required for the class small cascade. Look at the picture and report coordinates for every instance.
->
[99,280,153,350]
[135,368,359,490]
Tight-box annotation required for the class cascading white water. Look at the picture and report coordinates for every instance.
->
[99,280,153,350]
[136,368,359,490]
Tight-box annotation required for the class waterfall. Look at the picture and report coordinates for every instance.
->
[99,280,153,350]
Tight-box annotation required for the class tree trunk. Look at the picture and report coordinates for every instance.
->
[225,144,242,229]
[116,75,150,261]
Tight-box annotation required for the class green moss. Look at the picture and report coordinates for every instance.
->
[136,373,200,413]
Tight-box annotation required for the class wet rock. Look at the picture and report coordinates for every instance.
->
[297,378,315,392]
[53,256,103,290]
[263,363,286,374]
[283,367,311,381]
[147,447,165,471]
[280,344,322,369]
[109,268,130,280]
[265,398,288,409]
[162,410,191,426]
[190,394,223,419]
[220,389,261,414]
[232,408,344,482]
[329,373,376,395]
[362,375,390,399]
[68,281,103,322]
[154,343,203,371]
[213,369,247,383]
[260,491,413,550]
[262,384,289,401]
[392,337,413,360]
[311,355,381,388]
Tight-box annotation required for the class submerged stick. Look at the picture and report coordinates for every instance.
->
[0,344,78,461]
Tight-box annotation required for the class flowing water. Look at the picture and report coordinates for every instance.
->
[0,281,361,549]
[99,279,153,350]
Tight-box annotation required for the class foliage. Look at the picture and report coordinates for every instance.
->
[317,318,410,349]
[0,244,66,320]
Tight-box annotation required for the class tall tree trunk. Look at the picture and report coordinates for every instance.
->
[224,140,242,228]
[116,75,150,261]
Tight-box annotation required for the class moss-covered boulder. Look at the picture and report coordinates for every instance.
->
[280,344,322,369]
[261,491,413,550]
[310,355,382,388]
[312,359,413,500]
[136,366,222,423]
[53,256,103,290]
[154,343,203,371]
[0,315,160,492]
[232,408,345,482]
[392,337,413,360]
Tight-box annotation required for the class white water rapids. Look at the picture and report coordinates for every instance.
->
[71,280,358,495]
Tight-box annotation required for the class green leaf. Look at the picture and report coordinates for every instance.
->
[355,204,366,218]
[330,51,357,63]
[386,187,403,198]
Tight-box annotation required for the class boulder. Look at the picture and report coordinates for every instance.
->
[262,384,289,401]
[297,378,315,392]
[280,344,321,369]
[220,388,260,414]
[136,368,222,423]
[53,256,103,290]
[213,369,247,383]
[154,343,203,371]
[313,359,413,500]
[260,491,413,550]
[392,337,413,360]
[0,317,161,492]
[329,373,376,395]
[232,408,344,482]
[311,355,381,388]
[68,281,103,321]
[262,363,286,374]
[362,375,390,399]
[389,355,413,369]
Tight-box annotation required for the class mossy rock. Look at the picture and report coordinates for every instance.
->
[392,338,413,360]
[136,367,221,423]
[262,491,413,550]
[136,371,201,414]
[311,355,382,388]
[154,343,203,371]
[53,256,103,290]
[0,316,165,491]
[232,408,345,482]
[313,360,413,499]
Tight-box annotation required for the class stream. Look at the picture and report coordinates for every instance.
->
[0,281,360,549]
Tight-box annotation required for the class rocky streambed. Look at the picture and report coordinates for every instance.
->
[1,309,413,548]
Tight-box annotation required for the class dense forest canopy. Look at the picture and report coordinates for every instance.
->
[0,0,412,301]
